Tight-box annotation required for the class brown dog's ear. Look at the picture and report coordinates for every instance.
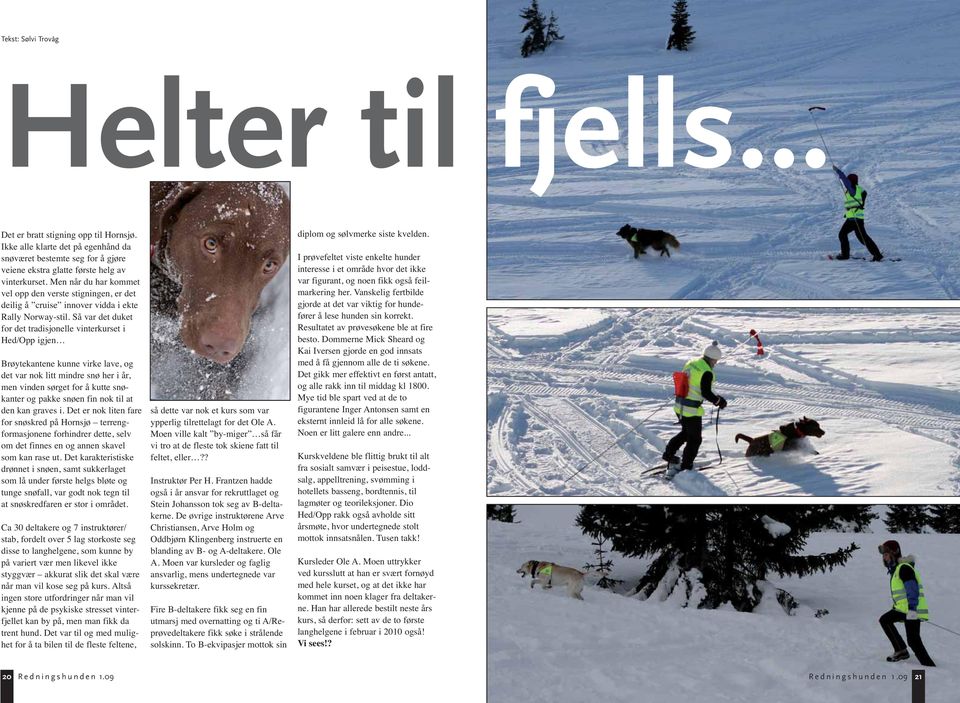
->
[151,182,205,259]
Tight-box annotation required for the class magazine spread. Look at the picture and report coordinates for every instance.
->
[2,1,958,702]
[1,2,484,701]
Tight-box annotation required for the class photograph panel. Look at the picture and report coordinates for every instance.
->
[150,181,291,400]
[487,307,960,496]
[487,503,957,702]
[487,0,960,299]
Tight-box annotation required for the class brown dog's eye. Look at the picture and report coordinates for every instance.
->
[263,260,278,275]
[203,237,218,253]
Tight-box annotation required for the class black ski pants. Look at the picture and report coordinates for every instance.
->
[839,218,882,259]
[664,414,702,470]
[879,609,936,666]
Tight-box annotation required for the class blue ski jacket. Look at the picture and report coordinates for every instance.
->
[832,166,857,197]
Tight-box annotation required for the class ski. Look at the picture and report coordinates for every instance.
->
[825,254,902,262]
[643,460,719,476]
[641,462,675,475]
[662,462,723,480]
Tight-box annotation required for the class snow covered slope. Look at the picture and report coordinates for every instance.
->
[487,0,960,298]
[488,507,960,702]
[486,308,960,496]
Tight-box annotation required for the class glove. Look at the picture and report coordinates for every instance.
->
[907,610,919,621]
[832,165,842,175]
[716,396,727,410]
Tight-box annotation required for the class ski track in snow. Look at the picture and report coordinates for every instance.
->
[487,0,960,299]
[488,514,960,703]
[486,309,960,496]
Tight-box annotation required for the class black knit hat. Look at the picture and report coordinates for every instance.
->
[848,173,859,186]
[878,539,901,557]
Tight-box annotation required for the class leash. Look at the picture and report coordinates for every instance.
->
[562,399,670,484]
[807,107,835,166]
[714,407,722,465]
[712,407,741,492]
[807,106,862,205]
[927,621,960,639]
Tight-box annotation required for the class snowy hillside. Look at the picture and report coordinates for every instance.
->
[487,308,960,496]
[488,507,960,703]
[487,0,960,298]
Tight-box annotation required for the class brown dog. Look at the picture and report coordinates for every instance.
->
[735,417,825,457]
[151,182,290,364]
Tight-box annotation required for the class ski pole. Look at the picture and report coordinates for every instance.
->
[807,106,836,167]
[562,399,670,484]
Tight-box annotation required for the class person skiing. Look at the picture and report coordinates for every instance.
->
[878,539,936,666]
[662,342,727,478]
[832,166,884,261]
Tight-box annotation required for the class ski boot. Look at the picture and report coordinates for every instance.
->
[886,650,909,663]
[834,253,850,260]
[871,253,884,262]
[661,453,680,479]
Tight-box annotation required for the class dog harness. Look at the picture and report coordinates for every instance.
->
[769,430,787,452]
[531,561,553,585]
[769,421,809,452]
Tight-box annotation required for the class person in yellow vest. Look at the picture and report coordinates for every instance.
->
[878,540,936,666]
[662,342,727,479]
[832,167,884,261]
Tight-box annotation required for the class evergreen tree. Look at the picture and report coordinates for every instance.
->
[883,505,929,533]
[576,509,621,589]
[520,0,563,57]
[545,11,564,46]
[487,504,517,523]
[666,0,696,51]
[577,505,857,612]
[928,505,960,533]
[824,505,877,532]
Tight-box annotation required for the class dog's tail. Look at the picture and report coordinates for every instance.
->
[735,433,753,444]
[665,234,680,249]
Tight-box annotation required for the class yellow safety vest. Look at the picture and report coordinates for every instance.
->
[844,185,865,219]
[674,358,714,418]
[891,562,928,620]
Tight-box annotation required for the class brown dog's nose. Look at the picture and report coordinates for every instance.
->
[198,325,244,364]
